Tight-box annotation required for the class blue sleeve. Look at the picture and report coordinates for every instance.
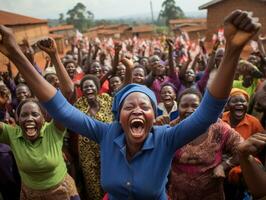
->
[41,91,109,143]
[165,89,227,153]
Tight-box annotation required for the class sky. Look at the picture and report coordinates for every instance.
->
[0,0,210,19]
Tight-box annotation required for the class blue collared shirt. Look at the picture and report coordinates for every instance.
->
[42,90,227,200]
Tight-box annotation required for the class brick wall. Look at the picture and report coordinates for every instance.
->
[206,0,266,40]
[0,23,49,73]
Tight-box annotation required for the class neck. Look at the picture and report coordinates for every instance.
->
[229,114,243,128]
[126,140,143,161]
[184,81,194,88]
[165,103,174,113]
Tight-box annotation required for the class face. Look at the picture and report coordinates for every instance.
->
[228,94,248,121]
[45,74,59,89]
[120,92,155,145]
[154,64,166,76]
[149,55,160,68]
[242,75,253,88]
[140,58,148,67]
[116,64,126,78]
[178,94,200,120]
[90,62,102,78]
[65,62,77,79]
[254,90,266,112]
[0,86,10,106]
[82,80,98,102]
[102,65,111,75]
[132,68,145,84]
[18,102,44,142]
[160,85,176,109]
[215,49,224,67]
[16,85,31,102]
[184,69,195,83]
[109,76,122,93]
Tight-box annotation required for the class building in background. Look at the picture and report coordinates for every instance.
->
[169,18,207,40]
[199,0,266,41]
[131,25,155,39]
[0,10,49,70]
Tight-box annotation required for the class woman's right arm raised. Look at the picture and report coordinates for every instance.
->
[0,25,108,142]
[0,25,56,102]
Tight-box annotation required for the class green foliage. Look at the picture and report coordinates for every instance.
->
[66,2,94,32]
[59,13,64,24]
[158,0,185,25]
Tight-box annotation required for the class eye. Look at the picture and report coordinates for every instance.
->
[20,113,28,118]
[32,112,41,117]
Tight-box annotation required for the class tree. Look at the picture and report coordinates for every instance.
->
[158,0,185,25]
[66,2,94,32]
[59,13,65,24]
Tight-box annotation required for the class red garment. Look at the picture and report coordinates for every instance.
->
[72,72,84,98]
[100,80,109,94]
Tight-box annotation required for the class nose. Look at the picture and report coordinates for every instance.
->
[132,107,143,115]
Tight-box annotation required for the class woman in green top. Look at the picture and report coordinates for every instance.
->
[0,98,80,200]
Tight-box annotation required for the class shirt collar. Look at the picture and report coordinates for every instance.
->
[158,101,178,115]
[222,111,250,127]
[114,131,155,151]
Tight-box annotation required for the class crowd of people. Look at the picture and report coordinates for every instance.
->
[0,9,266,200]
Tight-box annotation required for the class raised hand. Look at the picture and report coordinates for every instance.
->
[0,25,20,59]
[37,38,57,56]
[154,115,170,126]
[166,38,174,51]
[114,42,122,52]
[224,10,261,50]
[238,133,266,158]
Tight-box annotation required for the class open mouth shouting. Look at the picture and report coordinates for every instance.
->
[24,123,38,138]
[130,118,145,139]
[233,106,246,119]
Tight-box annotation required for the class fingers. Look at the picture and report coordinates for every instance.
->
[225,10,261,33]
[224,9,242,24]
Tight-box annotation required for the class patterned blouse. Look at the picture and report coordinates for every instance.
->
[169,119,243,200]
[75,93,113,200]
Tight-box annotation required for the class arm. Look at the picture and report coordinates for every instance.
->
[120,57,133,86]
[92,43,100,61]
[238,133,266,199]
[166,39,176,76]
[112,43,122,71]
[165,10,261,152]
[221,127,244,171]
[0,26,109,141]
[37,38,75,101]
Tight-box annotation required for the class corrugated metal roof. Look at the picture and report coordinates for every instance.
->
[0,10,47,26]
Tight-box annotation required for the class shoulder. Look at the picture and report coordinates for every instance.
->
[42,121,65,138]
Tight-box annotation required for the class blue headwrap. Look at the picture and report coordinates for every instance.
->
[112,84,157,121]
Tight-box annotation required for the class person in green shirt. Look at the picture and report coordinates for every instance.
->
[0,98,80,200]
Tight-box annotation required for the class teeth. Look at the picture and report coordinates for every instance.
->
[25,125,35,128]
[131,119,143,123]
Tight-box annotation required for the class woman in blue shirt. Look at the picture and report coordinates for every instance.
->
[0,10,261,200]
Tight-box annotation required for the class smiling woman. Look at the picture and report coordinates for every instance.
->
[0,99,80,200]
[0,10,262,200]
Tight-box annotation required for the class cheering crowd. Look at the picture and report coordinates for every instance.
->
[0,10,266,200]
